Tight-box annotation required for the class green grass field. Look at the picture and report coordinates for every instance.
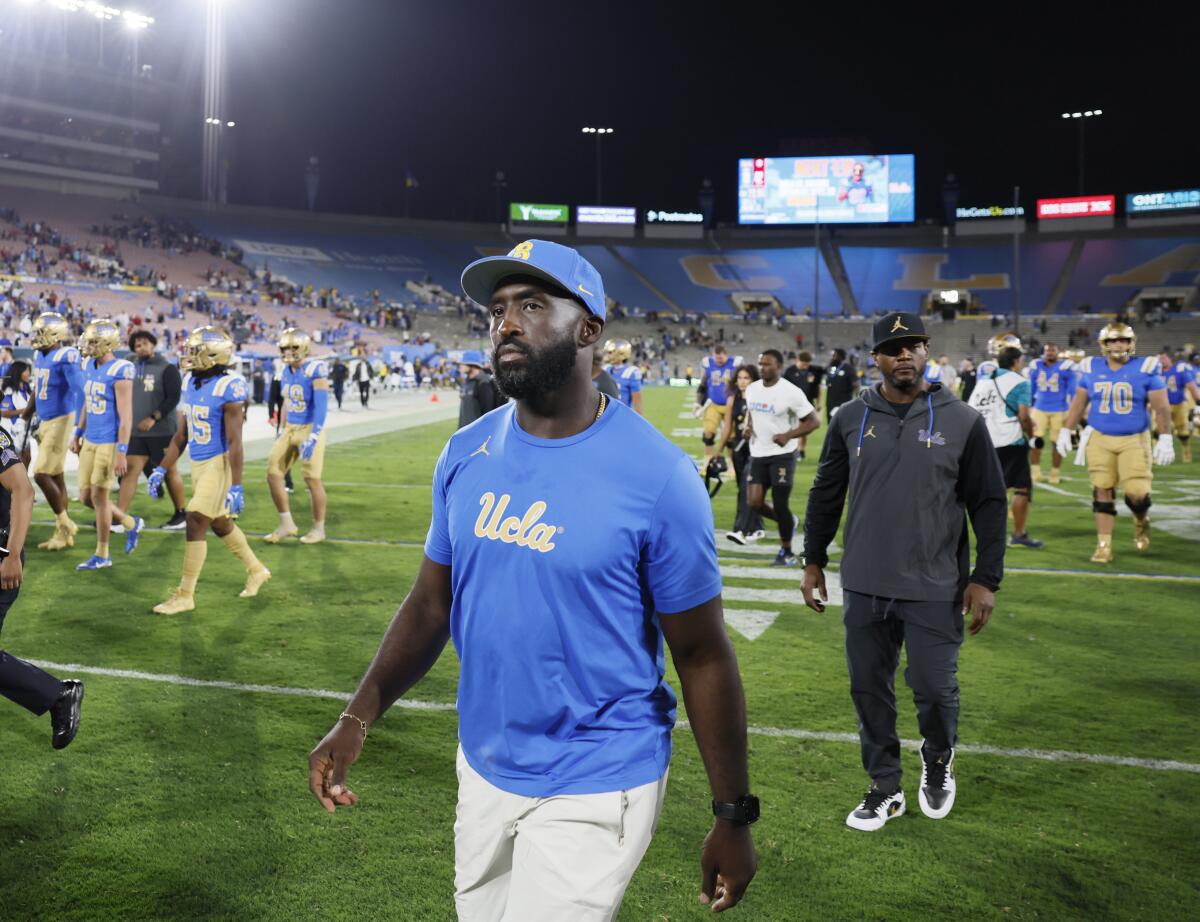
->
[2,387,1198,921]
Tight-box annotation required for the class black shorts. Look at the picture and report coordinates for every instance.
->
[128,434,173,470]
[747,452,796,487]
[996,444,1032,492]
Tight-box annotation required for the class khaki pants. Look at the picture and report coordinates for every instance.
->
[453,747,667,922]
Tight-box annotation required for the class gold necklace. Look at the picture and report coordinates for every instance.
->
[595,393,608,421]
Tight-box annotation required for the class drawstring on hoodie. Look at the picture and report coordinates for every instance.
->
[856,406,870,457]
[926,392,934,448]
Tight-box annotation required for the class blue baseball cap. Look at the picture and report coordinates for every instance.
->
[461,240,606,320]
[459,349,485,367]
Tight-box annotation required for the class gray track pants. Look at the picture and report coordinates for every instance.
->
[843,590,963,789]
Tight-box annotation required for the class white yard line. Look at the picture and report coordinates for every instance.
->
[28,659,1200,774]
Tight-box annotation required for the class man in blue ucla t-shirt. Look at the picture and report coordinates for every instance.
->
[307,240,758,919]
[147,326,270,615]
[1061,323,1173,563]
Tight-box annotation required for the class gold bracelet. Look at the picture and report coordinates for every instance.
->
[338,711,368,737]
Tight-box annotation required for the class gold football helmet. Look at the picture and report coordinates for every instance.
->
[987,333,1021,357]
[278,328,312,366]
[31,312,70,350]
[1064,347,1086,364]
[1098,322,1136,362]
[603,338,632,364]
[186,326,235,372]
[81,319,122,358]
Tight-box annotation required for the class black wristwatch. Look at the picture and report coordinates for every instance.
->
[712,794,760,826]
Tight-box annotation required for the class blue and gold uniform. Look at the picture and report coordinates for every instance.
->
[1028,356,1075,445]
[181,371,248,519]
[268,358,329,479]
[31,345,83,476]
[1163,361,1196,437]
[78,357,134,490]
[700,353,737,439]
[614,364,642,408]
[1077,354,1164,497]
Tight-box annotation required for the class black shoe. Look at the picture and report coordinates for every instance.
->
[161,509,187,531]
[50,680,84,750]
[771,549,798,568]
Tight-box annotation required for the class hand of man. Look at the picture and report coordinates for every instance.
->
[800,564,827,613]
[1152,434,1175,466]
[147,465,167,499]
[772,433,791,447]
[1055,426,1074,460]
[226,484,244,516]
[693,404,705,419]
[698,822,757,912]
[300,433,319,461]
[0,554,23,590]
[137,417,156,433]
[962,582,995,636]
[308,719,364,813]
[70,435,81,454]
[114,450,128,477]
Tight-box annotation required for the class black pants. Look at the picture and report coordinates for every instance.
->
[332,381,344,408]
[358,380,370,407]
[843,590,963,789]
[747,453,796,544]
[268,380,284,431]
[0,586,61,715]
[730,449,764,535]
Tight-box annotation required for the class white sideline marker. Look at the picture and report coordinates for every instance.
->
[29,659,1200,774]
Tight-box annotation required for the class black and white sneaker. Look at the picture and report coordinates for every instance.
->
[918,744,956,819]
[161,510,187,531]
[846,784,906,831]
[725,530,747,546]
[771,549,798,568]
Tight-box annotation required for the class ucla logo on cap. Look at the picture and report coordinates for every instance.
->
[509,241,534,260]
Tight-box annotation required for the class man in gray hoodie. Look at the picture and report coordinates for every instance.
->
[801,312,1007,832]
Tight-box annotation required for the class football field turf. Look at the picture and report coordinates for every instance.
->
[2,387,1197,921]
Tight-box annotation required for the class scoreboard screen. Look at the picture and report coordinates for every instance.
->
[738,154,916,224]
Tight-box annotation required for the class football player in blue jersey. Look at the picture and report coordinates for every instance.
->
[1028,343,1076,484]
[698,344,738,464]
[147,327,269,614]
[1060,323,1173,562]
[1159,349,1200,463]
[70,319,144,571]
[977,333,1017,380]
[308,239,757,917]
[606,338,644,415]
[265,329,330,545]
[23,312,84,551]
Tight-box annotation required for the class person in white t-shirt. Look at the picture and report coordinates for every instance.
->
[744,349,820,566]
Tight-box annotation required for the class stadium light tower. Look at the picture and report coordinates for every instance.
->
[581,127,614,204]
[202,0,227,203]
[1060,109,1103,195]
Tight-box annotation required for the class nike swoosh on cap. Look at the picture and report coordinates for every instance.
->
[577,284,593,296]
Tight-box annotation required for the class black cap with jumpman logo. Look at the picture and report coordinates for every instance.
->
[871,312,929,350]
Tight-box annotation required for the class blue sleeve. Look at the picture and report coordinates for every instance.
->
[64,360,84,416]
[1147,372,1166,391]
[1012,379,1032,407]
[645,454,723,614]
[423,443,453,565]
[310,387,329,435]
[628,370,642,393]
[1028,364,1040,399]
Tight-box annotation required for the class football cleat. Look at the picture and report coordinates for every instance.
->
[1048,469,1061,485]
[725,530,747,546]
[846,785,906,832]
[75,555,112,571]
[1010,533,1044,548]
[918,745,956,819]
[1134,517,1151,552]
[1090,537,1113,563]
[263,526,298,544]
[299,527,325,545]
[239,568,272,598]
[125,516,144,554]
[38,531,71,551]
[1030,466,1042,483]
[153,590,195,615]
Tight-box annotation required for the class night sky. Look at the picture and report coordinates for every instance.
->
[136,1,1198,223]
